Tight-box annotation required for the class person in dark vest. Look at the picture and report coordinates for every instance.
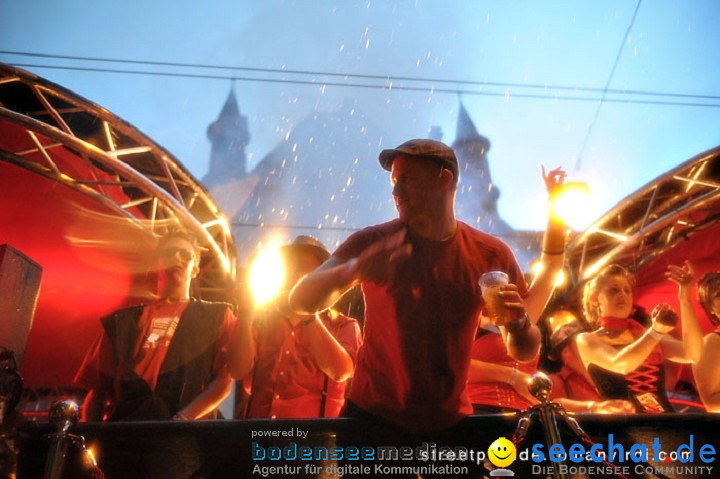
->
[234,236,361,418]
[75,230,237,421]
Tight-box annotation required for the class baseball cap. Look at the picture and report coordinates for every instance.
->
[378,139,459,181]
[281,235,331,264]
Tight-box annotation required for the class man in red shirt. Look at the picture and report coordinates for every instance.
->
[234,236,361,418]
[75,230,236,421]
[290,139,540,432]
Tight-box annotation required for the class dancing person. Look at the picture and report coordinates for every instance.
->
[233,236,361,418]
[576,263,702,413]
[289,139,540,432]
[666,263,720,412]
[75,230,237,421]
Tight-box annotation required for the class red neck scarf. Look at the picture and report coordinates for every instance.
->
[598,316,664,364]
[598,316,647,337]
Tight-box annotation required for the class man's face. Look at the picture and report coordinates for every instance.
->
[390,155,443,223]
[284,250,322,292]
[157,237,198,291]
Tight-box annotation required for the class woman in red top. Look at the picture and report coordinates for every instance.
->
[576,263,702,413]
[468,323,540,413]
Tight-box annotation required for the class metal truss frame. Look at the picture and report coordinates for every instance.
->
[564,145,720,293]
[0,63,237,300]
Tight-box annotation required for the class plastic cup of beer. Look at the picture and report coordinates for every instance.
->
[479,271,511,326]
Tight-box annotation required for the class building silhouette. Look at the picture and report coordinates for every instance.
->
[453,101,513,236]
[203,87,250,189]
[204,94,540,270]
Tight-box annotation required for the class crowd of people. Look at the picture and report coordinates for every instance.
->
[74,139,720,429]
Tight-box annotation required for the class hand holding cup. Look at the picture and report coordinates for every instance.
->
[480,271,526,327]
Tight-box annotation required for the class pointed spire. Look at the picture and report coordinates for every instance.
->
[452,100,490,154]
[218,86,240,121]
[455,101,481,144]
[204,86,250,187]
[207,88,247,143]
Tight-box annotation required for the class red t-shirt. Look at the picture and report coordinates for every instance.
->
[133,301,189,389]
[75,300,236,393]
[246,311,362,419]
[468,329,538,410]
[334,219,527,431]
[549,367,601,402]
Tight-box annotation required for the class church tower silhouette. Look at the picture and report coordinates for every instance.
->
[203,87,250,188]
[452,101,513,235]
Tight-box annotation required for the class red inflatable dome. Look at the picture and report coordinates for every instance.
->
[0,63,238,389]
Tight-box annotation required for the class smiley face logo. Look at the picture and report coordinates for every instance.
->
[488,437,517,468]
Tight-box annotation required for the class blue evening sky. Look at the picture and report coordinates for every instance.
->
[2,0,719,230]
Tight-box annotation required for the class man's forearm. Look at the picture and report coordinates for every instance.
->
[505,322,541,363]
[289,259,356,314]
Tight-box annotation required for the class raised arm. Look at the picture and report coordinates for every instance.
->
[576,307,675,375]
[288,257,358,315]
[663,262,703,363]
[525,166,568,321]
[289,229,411,314]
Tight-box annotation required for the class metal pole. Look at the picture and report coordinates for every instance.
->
[43,399,79,479]
[528,372,568,479]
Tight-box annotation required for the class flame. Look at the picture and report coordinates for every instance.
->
[550,181,591,230]
[248,239,286,306]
